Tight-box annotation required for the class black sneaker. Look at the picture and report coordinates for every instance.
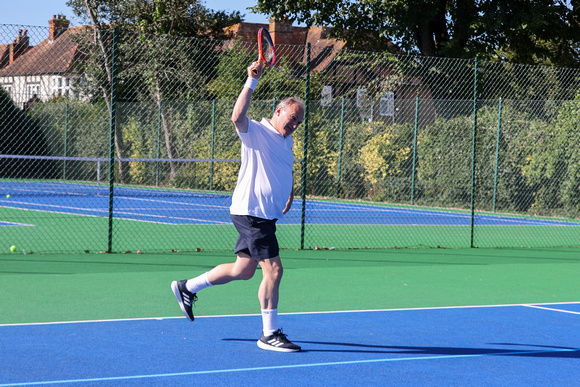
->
[257,329,301,352]
[171,280,197,321]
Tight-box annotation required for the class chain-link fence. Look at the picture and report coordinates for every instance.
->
[2,23,580,254]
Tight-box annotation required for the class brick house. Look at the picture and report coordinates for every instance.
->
[248,18,434,125]
[227,18,347,72]
[0,15,81,109]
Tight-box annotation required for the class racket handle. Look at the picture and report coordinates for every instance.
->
[251,60,263,76]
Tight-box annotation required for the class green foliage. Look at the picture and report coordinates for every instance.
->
[416,102,547,211]
[67,0,243,103]
[0,89,55,179]
[207,41,306,101]
[67,0,242,38]
[122,115,153,183]
[30,99,110,182]
[294,103,344,198]
[254,0,580,66]
[358,123,412,201]
[294,100,369,199]
[206,41,255,100]
[523,97,580,216]
[32,99,110,158]
[472,103,543,213]
[20,90,580,220]
[417,113,474,208]
[8,17,580,222]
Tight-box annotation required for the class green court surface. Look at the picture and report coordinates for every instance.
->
[1,248,579,325]
[2,205,580,254]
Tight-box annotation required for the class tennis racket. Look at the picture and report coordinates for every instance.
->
[251,28,276,75]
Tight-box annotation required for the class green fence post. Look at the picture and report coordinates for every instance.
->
[63,100,69,180]
[336,97,345,198]
[492,97,503,213]
[210,99,216,190]
[156,100,162,187]
[411,96,419,205]
[107,28,119,253]
[470,57,479,248]
[300,43,310,250]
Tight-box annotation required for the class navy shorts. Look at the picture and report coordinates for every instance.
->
[231,215,279,260]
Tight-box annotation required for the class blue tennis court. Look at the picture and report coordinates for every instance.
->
[1,303,579,386]
[2,181,579,227]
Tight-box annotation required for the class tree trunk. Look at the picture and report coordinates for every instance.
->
[155,78,179,180]
[86,0,127,183]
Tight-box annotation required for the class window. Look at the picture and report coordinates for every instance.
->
[321,85,332,106]
[356,88,367,108]
[52,76,73,98]
[380,92,394,117]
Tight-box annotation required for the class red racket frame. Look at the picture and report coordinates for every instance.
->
[251,28,276,75]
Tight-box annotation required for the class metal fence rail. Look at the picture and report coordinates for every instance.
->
[1,23,580,254]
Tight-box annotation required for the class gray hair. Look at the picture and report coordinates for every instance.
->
[276,97,305,112]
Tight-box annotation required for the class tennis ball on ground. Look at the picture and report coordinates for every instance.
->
[10,245,17,252]
[6,194,10,198]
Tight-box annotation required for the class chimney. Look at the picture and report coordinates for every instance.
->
[9,29,30,64]
[268,17,294,46]
[49,15,70,41]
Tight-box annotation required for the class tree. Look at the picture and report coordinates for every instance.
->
[253,0,580,66]
[66,0,242,181]
[523,95,580,216]
[0,88,55,179]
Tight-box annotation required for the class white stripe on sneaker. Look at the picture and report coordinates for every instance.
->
[267,339,285,347]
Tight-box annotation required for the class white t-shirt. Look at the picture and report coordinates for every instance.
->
[229,117,294,220]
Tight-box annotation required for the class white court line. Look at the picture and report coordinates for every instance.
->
[0,205,103,219]
[1,347,579,386]
[523,304,580,315]
[120,195,229,210]
[5,196,579,226]
[0,202,230,225]
[305,201,580,225]
[0,220,35,227]
[2,301,579,327]
[2,303,579,386]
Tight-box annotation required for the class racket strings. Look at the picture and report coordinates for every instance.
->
[260,33,275,65]
[263,47,274,63]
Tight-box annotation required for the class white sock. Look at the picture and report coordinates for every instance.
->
[261,309,278,336]
[185,272,213,294]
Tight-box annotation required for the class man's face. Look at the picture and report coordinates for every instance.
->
[272,103,304,137]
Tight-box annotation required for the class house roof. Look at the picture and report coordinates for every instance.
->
[226,21,308,46]
[225,20,346,74]
[0,28,81,77]
[305,26,347,73]
[0,18,352,79]
[0,44,9,69]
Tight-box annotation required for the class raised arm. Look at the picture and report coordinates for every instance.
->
[231,61,262,133]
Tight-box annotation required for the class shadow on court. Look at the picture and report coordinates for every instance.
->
[222,338,580,358]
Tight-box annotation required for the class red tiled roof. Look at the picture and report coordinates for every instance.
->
[0,29,80,76]
[0,44,9,68]
[305,26,347,73]
[0,20,352,78]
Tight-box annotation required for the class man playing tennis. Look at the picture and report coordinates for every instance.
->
[171,61,304,352]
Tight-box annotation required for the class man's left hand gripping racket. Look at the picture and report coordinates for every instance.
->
[251,28,276,75]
